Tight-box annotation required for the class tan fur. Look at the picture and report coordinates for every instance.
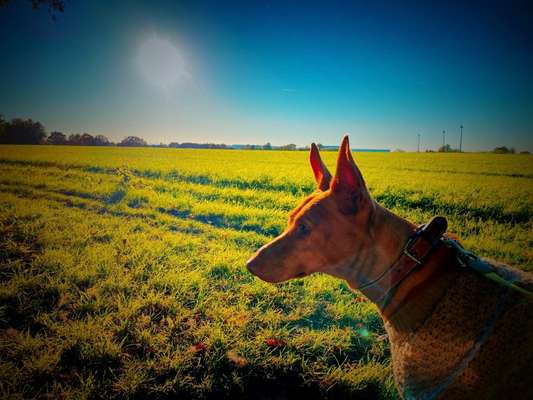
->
[386,263,533,399]
[247,136,533,399]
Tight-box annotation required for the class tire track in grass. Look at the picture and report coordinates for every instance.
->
[0,163,300,213]
[2,157,533,182]
[2,180,531,270]
[0,183,273,249]
[4,160,533,223]
[0,165,290,235]
[0,158,313,194]
[2,163,530,228]
[0,178,286,238]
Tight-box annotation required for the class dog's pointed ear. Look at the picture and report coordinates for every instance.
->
[309,143,332,191]
[331,135,367,195]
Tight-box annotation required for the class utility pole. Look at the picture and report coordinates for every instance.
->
[417,133,421,152]
[459,124,463,152]
[442,130,446,152]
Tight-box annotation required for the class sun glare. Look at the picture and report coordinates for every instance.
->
[137,36,188,90]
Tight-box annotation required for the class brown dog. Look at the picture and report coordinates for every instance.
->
[247,136,533,399]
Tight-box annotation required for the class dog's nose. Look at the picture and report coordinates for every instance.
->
[246,256,257,272]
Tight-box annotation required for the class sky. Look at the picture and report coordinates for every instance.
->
[0,0,532,151]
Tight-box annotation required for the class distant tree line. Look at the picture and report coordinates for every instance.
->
[1,115,529,152]
[168,142,228,149]
[0,116,148,147]
[439,145,528,154]
[233,143,300,150]
[0,116,345,151]
[47,132,112,146]
[428,145,527,154]
[0,117,302,150]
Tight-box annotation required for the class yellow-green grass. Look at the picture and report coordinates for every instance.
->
[0,145,532,399]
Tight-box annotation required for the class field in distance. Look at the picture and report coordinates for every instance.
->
[0,145,532,399]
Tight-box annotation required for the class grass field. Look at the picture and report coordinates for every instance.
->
[0,145,532,399]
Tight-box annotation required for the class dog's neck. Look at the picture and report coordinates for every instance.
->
[337,202,459,331]
[335,202,415,290]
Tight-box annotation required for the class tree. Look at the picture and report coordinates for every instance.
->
[78,133,95,146]
[68,133,82,145]
[118,136,147,147]
[0,0,66,20]
[0,115,6,143]
[263,142,272,150]
[93,135,111,146]
[168,142,227,149]
[1,118,46,144]
[279,144,297,151]
[47,131,67,145]
[493,146,515,154]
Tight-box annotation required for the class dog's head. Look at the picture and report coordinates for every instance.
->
[247,136,376,283]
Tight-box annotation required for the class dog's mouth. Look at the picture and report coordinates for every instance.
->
[247,257,308,282]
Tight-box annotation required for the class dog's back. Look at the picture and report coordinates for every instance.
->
[386,261,533,400]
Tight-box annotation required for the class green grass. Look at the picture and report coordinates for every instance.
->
[0,145,532,399]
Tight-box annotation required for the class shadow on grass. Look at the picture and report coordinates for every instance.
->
[0,186,269,259]
[160,207,282,237]
[375,189,531,224]
[1,159,530,225]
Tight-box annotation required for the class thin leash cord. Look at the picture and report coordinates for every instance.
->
[356,263,394,292]
[443,239,533,302]
[482,271,533,301]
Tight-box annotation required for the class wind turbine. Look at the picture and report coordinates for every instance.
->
[459,124,463,152]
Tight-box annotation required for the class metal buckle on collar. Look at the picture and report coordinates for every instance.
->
[401,216,448,265]
[403,247,422,265]
[402,234,422,265]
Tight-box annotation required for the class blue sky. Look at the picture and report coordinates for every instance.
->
[0,0,532,150]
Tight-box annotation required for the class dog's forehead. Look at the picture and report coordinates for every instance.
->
[288,191,331,223]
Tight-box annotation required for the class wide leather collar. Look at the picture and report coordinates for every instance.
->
[359,216,449,308]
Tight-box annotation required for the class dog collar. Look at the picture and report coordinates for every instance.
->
[357,216,448,306]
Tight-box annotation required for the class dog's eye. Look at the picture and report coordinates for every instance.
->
[297,223,310,235]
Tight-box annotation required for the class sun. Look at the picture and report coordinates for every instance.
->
[137,36,188,90]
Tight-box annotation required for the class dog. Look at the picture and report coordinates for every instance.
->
[247,136,533,399]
